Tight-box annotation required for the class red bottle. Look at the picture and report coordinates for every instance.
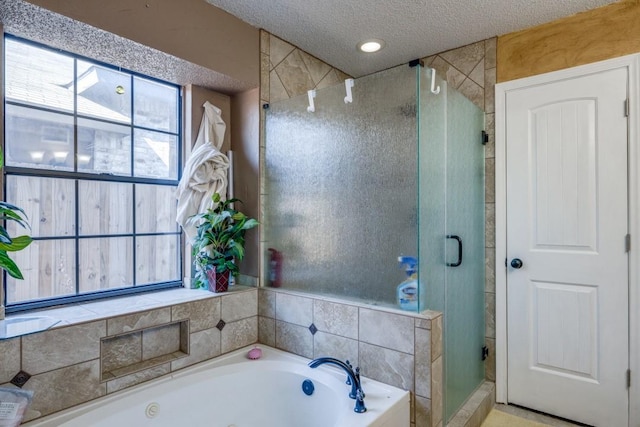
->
[268,248,282,287]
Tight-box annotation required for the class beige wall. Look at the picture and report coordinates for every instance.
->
[497,0,640,82]
[185,85,232,152]
[25,0,260,87]
[231,88,260,278]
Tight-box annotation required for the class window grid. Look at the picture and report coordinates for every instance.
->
[3,35,183,312]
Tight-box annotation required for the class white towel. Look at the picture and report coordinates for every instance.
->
[176,101,229,241]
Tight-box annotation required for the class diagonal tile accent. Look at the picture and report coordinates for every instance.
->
[308,323,318,335]
[269,35,296,69]
[439,41,485,75]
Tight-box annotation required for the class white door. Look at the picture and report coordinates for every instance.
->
[506,67,629,426]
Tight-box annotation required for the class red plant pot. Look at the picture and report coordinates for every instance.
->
[206,268,230,293]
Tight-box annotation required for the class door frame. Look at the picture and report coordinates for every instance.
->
[495,53,640,425]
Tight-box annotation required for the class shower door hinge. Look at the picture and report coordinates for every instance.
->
[625,98,630,117]
[627,369,631,388]
[481,131,489,145]
[482,345,489,361]
[626,234,631,253]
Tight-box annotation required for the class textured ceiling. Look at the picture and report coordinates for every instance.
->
[205,0,618,77]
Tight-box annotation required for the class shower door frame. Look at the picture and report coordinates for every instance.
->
[495,53,640,426]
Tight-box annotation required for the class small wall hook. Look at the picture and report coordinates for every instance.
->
[430,68,441,95]
[344,78,355,104]
[307,89,316,112]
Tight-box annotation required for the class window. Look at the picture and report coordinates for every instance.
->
[3,36,182,311]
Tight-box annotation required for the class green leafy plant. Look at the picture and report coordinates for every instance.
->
[190,193,258,289]
[0,150,32,279]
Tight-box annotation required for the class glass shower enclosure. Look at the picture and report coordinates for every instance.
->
[265,63,485,422]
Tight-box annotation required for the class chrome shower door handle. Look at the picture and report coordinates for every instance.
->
[446,235,462,267]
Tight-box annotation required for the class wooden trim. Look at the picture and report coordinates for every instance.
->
[497,1,640,83]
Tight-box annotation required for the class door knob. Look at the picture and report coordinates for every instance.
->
[510,258,523,269]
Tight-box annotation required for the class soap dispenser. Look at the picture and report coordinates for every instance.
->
[397,256,419,311]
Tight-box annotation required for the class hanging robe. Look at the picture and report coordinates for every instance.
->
[176,101,229,241]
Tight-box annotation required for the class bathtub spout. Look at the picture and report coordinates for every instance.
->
[308,357,366,413]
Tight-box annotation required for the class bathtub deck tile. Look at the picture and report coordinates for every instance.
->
[313,300,358,339]
[108,351,187,378]
[106,363,171,394]
[275,293,313,326]
[313,331,358,365]
[22,321,106,375]
[258,288,276,318]
[142,323,181,360]
[415,395,432,427]
[0,338,20,384]
[221,316,258,354]
[24,359,105,418]
[275,320,313,358]
[221,290,258,322]
[359,308,414,355]
[172,327,221,371]
[81,295,159,317]
[258,316,276,347]
[431,356,443,426]
[101,331,142,374]
[431,316,443,361]
[415,327,432,398]
[171,298,220,333]
[359,342,414,391]
[107,308,171,336]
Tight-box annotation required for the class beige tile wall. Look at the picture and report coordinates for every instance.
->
[258,288,443,427]
[0,288,258,423]
[260,32,351,104]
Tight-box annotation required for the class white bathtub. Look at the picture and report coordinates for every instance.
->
[24,345,410,427]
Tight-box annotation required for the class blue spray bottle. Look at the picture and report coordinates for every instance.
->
[397,256,419,311]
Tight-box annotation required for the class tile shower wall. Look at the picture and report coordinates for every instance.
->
[260,31,352,104]
[258,288,443,427]
[0,288,258,423]
[260,30,498,385]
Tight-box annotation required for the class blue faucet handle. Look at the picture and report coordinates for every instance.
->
[355,367,365,398]
[345,360,353,385]
[354,388,367,413]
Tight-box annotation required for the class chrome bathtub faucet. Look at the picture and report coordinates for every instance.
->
[308,357,366,413]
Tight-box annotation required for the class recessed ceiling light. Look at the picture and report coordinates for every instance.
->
[358,39,385,53]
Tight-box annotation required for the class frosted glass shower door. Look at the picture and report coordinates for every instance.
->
[443,77,485,421]
[419,67,485,422]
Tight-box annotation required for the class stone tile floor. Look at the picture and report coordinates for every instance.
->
[481,404,584,427]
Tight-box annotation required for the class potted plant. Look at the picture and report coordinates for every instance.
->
[190,192,258,292]
[0,201,32,280]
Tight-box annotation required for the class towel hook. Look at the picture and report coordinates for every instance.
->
[430,68,441,95]
[307,89,316,113]
[344,78,354,104]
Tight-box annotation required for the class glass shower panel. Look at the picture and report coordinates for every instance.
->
[418,68,447,312]
[265,64,418,307]
[443,79,486,421]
